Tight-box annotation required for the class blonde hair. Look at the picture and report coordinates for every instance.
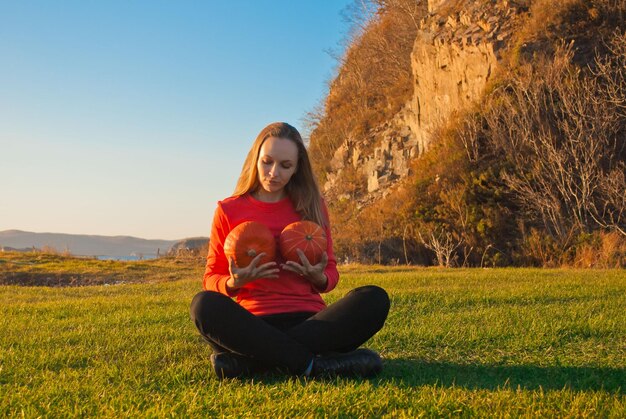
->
[233,122,327,227]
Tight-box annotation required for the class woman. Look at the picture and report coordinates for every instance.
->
[190,122,390,379]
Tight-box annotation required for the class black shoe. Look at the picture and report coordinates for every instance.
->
[311,348,383,378]
[210,352,262,379]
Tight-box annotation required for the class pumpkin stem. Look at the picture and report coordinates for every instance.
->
[247,249,257,257]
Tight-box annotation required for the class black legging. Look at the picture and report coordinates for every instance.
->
[190,285,390,374]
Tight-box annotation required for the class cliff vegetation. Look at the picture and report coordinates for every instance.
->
[307,0,626,267]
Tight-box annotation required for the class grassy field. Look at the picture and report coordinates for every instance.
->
[1,253,625,417]
[0,251,200,286]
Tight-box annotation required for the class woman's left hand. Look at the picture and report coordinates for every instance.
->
[281,249,328,291]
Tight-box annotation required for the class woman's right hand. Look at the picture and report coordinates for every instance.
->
[226,253,279,291]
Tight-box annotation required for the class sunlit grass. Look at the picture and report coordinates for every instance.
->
[0,251,202,286]
[1,258,624,416]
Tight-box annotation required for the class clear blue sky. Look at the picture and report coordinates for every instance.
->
[1,1,353,240]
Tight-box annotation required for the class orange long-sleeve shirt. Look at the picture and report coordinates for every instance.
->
[203,193,339,316]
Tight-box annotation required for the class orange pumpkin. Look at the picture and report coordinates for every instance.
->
[224,221,276,268]
[279,221,327,265]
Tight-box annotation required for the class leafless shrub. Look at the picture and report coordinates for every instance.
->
[458,114,482,163]
[308,0,426,169]
[418,230,463,267]
[39,245,72,257]
[482,41,625,240]
[571,231,626,268]
[40,245,60,255]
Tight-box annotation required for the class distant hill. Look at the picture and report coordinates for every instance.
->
[0,230,179,258]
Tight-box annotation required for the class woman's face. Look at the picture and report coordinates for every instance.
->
[256,136,298,197]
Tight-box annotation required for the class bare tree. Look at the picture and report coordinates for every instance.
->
[418,230,463,267]
[481,42,625,240]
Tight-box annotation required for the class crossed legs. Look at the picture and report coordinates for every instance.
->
[190,285,390,375]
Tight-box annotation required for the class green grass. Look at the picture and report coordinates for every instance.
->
[0,251,202,286]
[1,256,625,417]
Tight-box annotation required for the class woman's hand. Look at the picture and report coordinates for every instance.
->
[226,253,279,291]
[281,249,328,291]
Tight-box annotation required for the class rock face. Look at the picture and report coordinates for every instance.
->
[409,38,498,154]
[167,237,209,256]
[428,0,447,13]
[323,0,523,204]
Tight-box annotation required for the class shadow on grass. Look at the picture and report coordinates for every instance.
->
[211,360,624,394]
[381,359,625,393]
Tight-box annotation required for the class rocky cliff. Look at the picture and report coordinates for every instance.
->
[322,0,525,205]
[167,237,209,256]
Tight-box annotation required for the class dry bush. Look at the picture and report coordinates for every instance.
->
[307,0,425,172]
[511,227,624,268]
[481,41,625,242]
[418,230,463,267]
[440,15,626,266]
[511,0,626,66]
[310,0,625,266]
[171,244,208,261]
[570,231,626,268]
[40,245,72,257]
[516,228,569,267]
[598,231,626,267]
[454,33,625,265]
[40,245,59,255]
